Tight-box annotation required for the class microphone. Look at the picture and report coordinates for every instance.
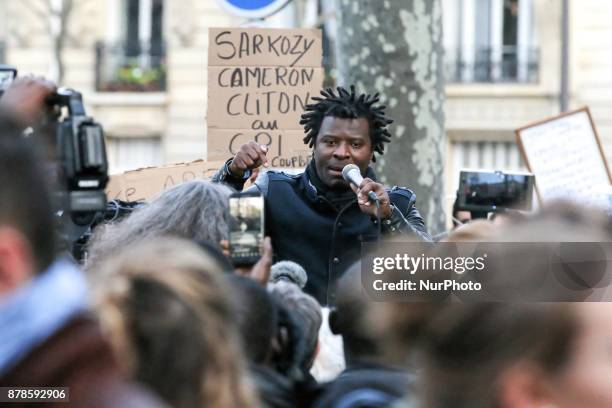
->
[342,164,379,202]
[270,261,308,289]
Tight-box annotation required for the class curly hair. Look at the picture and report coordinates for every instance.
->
[299,85,393,161]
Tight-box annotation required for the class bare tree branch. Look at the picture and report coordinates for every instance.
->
[28,0,52,34]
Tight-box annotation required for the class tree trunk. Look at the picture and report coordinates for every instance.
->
[333,0,446,234]
[46,0,73,84]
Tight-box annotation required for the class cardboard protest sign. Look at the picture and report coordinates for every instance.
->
[105,172,125,201]
[206,66,324,130]
[208,28,322,67]
[106,160,226,202]
[207,128,312,167]
[515,107,611,206]
[207,27,323,169]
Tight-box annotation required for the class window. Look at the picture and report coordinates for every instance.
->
[106,136,163,173]
[443,0,538,83]
[125,0,140,57]
[124,0,164,58]
[95,0,166,92]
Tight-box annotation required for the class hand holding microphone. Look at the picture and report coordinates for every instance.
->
[342,164,392,218]
[342,164,379,202]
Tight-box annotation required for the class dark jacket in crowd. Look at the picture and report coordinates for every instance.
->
[214,160,431,305]
[0,315,165,408]
[313,363,414,408]
[251,364,323,408]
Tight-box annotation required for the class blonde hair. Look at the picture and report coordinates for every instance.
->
[92,237,258,408]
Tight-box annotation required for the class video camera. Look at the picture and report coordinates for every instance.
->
[46,87,112,257]
[455,169,535,214]
[0,65,139,259]
[0,65,17,97]
[47,88,109,212]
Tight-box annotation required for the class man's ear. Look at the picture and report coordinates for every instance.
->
[328,307,341,335]
[0,227,35,296]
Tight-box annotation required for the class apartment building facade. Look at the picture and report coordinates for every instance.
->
[1,0,611,217]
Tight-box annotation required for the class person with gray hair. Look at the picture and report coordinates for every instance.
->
[85,180,233,270]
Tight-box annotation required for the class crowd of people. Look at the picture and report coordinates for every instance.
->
[1,76,612,408]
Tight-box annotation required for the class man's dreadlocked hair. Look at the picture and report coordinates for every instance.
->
[299,85,393,161]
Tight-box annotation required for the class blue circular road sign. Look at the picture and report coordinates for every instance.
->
[216,0,292,19]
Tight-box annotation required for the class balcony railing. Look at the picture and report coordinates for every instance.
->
[445,46,539,84]
[95,41,166,92]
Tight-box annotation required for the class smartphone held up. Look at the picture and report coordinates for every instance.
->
[228,192,265,266]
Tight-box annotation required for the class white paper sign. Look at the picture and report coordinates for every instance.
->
[516,108,611,207]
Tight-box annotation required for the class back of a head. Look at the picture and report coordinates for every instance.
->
[421,303,576,408]
[86,180,232,270]
[421,203,609,408]
[548,201,612,237]
[442,219,497,242]
[0,135,55,274]
[489,201,611,243]
[334,264,445,367]
[229,274,278,365]
[482,202,612,301]
[268,280,322,372]
[93,237,256,408]
[332,264,391,364]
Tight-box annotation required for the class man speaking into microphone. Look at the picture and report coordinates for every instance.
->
[214,86,430,304]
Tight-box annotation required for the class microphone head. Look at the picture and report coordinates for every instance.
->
[342,164,360,182]
[270,261,308,289]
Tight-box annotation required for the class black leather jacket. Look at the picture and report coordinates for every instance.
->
[213,161,431,305]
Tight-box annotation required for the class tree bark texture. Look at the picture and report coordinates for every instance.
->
[333,0,446,234]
